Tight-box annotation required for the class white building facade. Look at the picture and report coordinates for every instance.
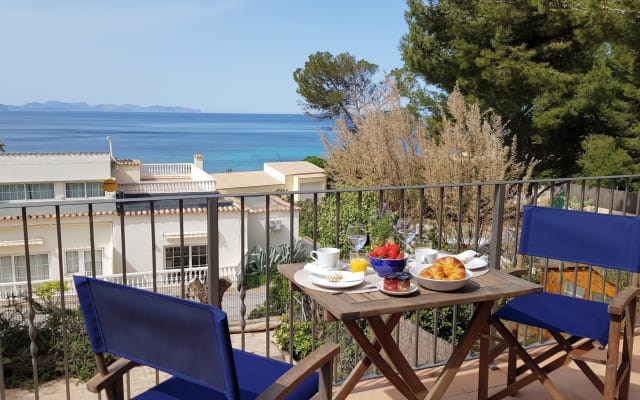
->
[0,152,313,296]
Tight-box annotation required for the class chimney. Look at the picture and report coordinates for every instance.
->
[194,154,204,170]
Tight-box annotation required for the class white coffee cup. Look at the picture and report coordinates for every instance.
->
[415,248,438,265]
[310,247,341,268]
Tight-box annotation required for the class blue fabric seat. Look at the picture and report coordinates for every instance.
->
[493,292,610,345]
[74,276,339,400]
[490,206,640,400]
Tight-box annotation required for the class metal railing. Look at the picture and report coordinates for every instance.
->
[1,174,639,399]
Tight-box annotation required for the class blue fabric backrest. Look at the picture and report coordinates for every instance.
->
[519,206,640,273]
[74,275,240,400]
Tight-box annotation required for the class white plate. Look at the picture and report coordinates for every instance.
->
[304,261,348,276]
[376,280,418,296]
[465,258,488,270]
[309,271,364,289]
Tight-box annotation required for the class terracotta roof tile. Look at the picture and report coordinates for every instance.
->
[115,159,141,166]
[0,204,240,221]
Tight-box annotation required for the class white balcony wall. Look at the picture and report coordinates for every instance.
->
[140,163,191,179]
[0,153,112,183]
[190,163,215,183]
[115,164,141,183]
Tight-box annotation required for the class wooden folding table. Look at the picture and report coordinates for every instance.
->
[278,263,542,400]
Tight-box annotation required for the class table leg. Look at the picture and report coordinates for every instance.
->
[425,301,494,400]
[336,313,424,400]
[478,312,490,400]
[368,315,428,398]
[333,314,402,400]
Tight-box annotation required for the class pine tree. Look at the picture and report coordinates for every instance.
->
[401,0,640,177]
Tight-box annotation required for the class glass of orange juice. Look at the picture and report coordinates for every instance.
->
[349,251,369,273]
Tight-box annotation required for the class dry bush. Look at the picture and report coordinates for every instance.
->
[323,83,536,252]
[421,86,531,184]
[322,82,427,188]
[420,87,536,250]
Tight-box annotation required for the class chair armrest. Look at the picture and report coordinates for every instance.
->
[86,357,138,393]
[608,287,640,316]
[256,341,340,400]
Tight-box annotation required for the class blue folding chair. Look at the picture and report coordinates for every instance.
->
[490,206,640,400]
[492,206,640,399]
[74,275,339,400]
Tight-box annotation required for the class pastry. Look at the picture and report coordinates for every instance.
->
[419,256,466,280]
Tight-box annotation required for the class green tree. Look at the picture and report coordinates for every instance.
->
[401,0,640,177]
[293,51,382,128]
[302,155,325,169]
[578,134,636,178]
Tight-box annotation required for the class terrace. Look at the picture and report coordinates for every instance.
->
[1,174,640,399]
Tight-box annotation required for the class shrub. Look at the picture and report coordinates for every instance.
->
[245,241,309,319]
[0,282,113,388]
[298,191,396,256]
[273,321,325,360]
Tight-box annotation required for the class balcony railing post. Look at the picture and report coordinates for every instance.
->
[21,206,39,398]
[207,197,220,308]
[489,184,506,270]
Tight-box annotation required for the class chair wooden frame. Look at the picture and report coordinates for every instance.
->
[87,344,340,400]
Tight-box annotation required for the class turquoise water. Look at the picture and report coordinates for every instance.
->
[0,111,332,172]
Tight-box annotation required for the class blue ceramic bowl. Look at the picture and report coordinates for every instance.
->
[368,254,408,277]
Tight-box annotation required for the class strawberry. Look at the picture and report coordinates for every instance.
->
[395,253,404,259]
[388,243,400,258]
[376,245,389,258]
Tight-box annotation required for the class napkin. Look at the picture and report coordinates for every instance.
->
[454,250,478,263]
[304,262,346,277]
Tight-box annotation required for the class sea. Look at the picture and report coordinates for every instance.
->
[0,111,333,173]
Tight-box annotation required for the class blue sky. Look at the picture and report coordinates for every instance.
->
[1,1,408,114]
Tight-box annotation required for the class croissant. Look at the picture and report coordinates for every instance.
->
[419,256,466,280]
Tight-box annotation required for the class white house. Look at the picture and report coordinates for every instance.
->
[211,161,327,201]
[0,152,316,295]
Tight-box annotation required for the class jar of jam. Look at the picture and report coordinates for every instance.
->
[396,272,411,292]
[383,274,399,291]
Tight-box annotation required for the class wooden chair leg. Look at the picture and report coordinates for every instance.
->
[604,315,622,400]
[103,379,125,400]
[318,355,334,400]
[619,301,637,400]
[507,323,518,385]
[491,319,566,400]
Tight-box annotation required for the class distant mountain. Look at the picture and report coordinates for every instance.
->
[0,101,200,113]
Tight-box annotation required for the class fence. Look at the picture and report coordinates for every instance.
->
[1,174,639,399]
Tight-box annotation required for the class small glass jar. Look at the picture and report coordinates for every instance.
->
[396,272,411,292]
[383,274,399,292]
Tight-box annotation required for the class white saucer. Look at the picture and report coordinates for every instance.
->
[310,272,364,289]
[376,281,418,296]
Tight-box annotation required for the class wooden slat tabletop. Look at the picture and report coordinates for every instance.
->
[278,263,542,320]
